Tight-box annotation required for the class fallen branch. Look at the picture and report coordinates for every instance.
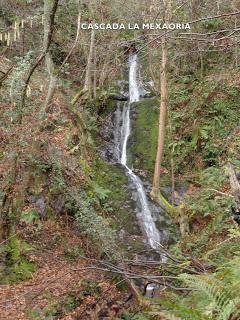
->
[206,188,234,198]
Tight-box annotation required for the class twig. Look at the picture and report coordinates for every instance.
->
[206,188,234,198]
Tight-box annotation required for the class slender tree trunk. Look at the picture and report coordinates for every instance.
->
[0,155,18,240]
[84,29,95,99]
[168,115,175,204]
[198,42,204,78]
[232,2,239,67]
[44,0,57,112]
[21,0,59,110]
[93,46,97,99]
[217,0,221,14]
[151,35,168,199]
[148,0,159,92]
[22,26,25,56]
[45,54,57,112]
[234,17,238,68]
[99,62,106,87]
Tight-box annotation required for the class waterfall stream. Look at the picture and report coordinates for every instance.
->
[117,54,161,251]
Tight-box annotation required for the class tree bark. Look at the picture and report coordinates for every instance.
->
[44,0,58,112]
[68,100,89,160]
[21,0,59,110]
[151,35,168,199]
[93,46,97,99]
[45,55,57,112]
[84,29,95,99]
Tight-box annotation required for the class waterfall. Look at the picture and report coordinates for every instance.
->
[118,54,161,250]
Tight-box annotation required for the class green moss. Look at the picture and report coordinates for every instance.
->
[63,245,85,261]
[92,158,139,235]
[79,279,102,297]
[63,294,81,311]
[4,260,36,284]
[128,98,159,176]
[167,79,240,173]
[26,308,41,320]
[128,78,240,179]
[0,237,37,284]
[27,291,82,319]
[93,159,128,199]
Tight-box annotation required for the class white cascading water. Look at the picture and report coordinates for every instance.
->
[119,54,161,250]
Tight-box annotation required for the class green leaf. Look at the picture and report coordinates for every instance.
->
[20,208,40,224]
[93,184,111,201]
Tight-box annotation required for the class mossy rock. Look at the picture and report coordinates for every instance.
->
[128,98,159,177]
[92,158,140,235]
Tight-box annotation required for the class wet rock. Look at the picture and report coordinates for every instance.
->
[98,110,117,163]
[35,197,46,217]
[144,283,160,298]
[52,194,66,214]
[108,93,128,101]
[29,195,46,218]
[141,91,155,98]
[231,206,240,224]
[160,187,172,201]
[119,229,126,240]
[133,168,147,178]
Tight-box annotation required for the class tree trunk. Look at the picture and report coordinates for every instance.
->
[0,155,18,241]
[84,29,95,99]
[198,42,204,78]
[93,46,97,99]
[151,35,168,199]
[21,0,59,110]
[45,54,57,112]
[44,0,57,112]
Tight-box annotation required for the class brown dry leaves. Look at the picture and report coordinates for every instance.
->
[0,221,124,320]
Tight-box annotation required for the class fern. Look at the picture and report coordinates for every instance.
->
[66,188,119,257]
[162,308,204,320]
[179,273,240,320]
[161,298,209,320]
[163,315,182,320]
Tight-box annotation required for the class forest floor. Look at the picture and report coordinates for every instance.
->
[0,220,132,320]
